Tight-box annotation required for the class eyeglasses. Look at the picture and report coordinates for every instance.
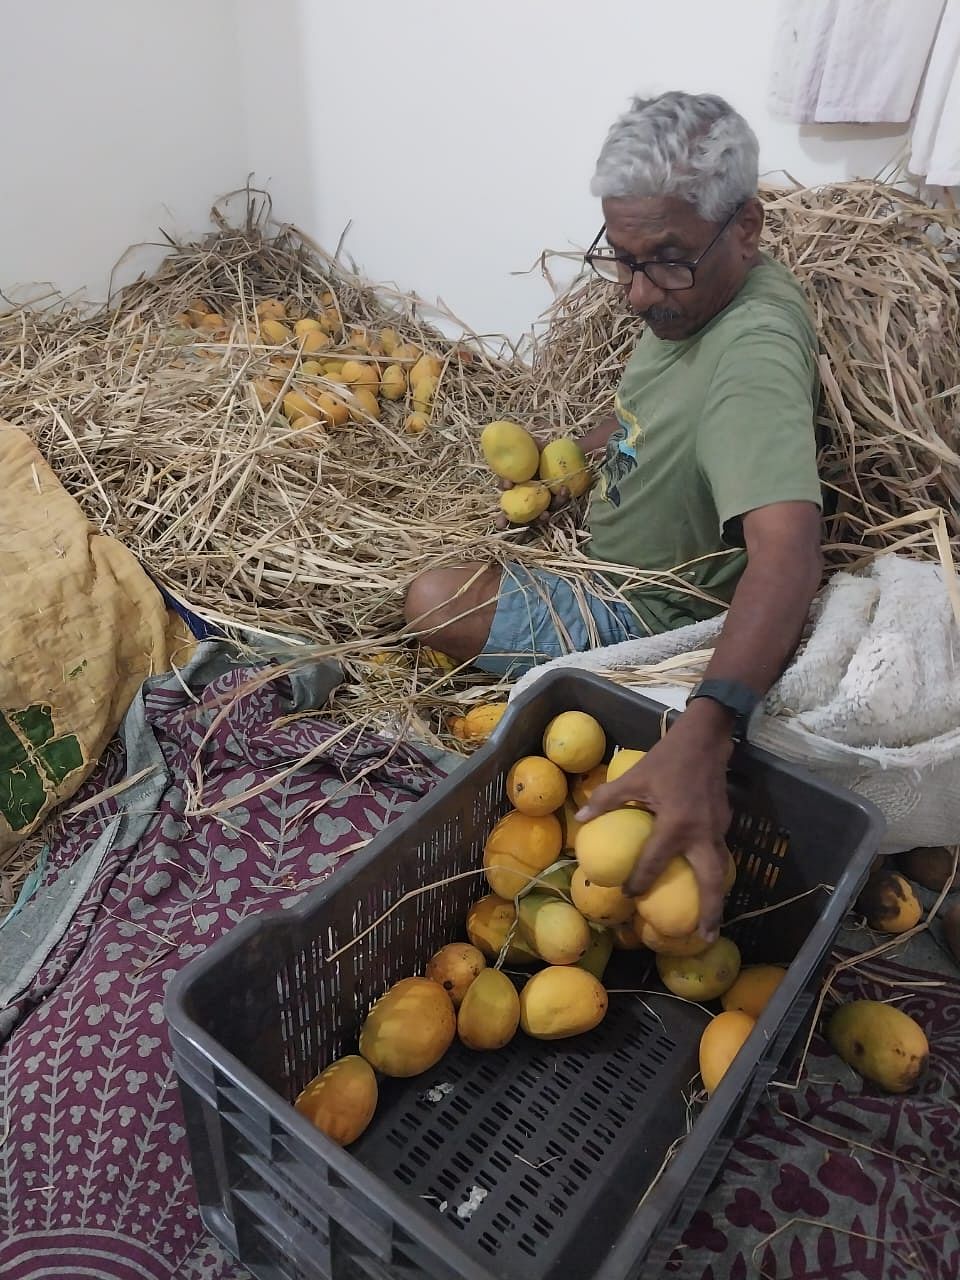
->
[584,204,743,291]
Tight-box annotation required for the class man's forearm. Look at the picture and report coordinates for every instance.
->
[579,414,619,454]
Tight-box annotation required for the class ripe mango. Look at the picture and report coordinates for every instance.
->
[466,895,538,965]
[538,438,592,497]
[425,942,486,1008]
[570,864,634,926]
[379,326,400,355]
[295,1055,377,1146]
[699,1011,756,1095]
[358,977,456,1078]
[315,393,351,427]
[260,318,293,344]
[576,927,614,979]
[404,412,429,435]
[301,329,332,354]
[500,483,550,525]
[634,856,700,936]
[656,936,741,1001]
[256,298,286,321]
[457,968,521,1050]
[483,810,563,899]
[517,891,591,965]
[638,921,711,957]
[827,1000,928,1093]
[481,420,540,483]
[571,764,607,809]
[380,364,407,401]
[605,747,645,782]
[350,388,382,421]
[410,352,443,385]
[543,712,606,773]
[412,375,437,415]
[857,871,922,933]
[721,965,787,1017]
[575,808,654,888]
[520,966,608,1039]
[282,390,319,421]
[462,703,508,741]
[340,360,379,392]
[560,798,583,853]
[506,755,568,817]
[294,317,323,336]
[612,920,644,950]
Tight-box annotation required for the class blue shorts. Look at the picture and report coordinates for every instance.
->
[475,565,647,678]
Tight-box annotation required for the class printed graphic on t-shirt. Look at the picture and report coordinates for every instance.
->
[597,396,642,509]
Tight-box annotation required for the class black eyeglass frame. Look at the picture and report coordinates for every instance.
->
[584,203,745,292]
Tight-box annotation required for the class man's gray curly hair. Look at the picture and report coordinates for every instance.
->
[591,91,759,222]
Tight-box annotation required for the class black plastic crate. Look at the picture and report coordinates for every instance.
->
[166,670,883,1280]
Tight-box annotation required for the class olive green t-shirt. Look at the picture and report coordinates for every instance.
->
[587,254,822,632]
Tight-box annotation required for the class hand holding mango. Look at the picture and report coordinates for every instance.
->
[480,420,593,528]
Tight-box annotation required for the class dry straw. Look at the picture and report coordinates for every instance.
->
[0,181,957,890]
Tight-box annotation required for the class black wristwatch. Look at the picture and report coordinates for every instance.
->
[686,679,760,741]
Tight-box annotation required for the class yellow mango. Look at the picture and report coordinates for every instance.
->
[656,936,741,1001]
[380,364,407,401]
[256,298,286,321]
[410,352,442,385]
[425,942,486,1008]
[576,927,614,979]
[299,359,324,377]
[827,1000,929,1093]
[457,968,521,1050]
[404,412,429,435]
[638,920,711,957]
[721,965,787,1018]
[289,413,319,431]
[301,329,332,355]
[340,360,380,391]
[699,1011,756,1094]
[575,808,654,888]
[379,326,400,355]
[571,764,607,809]
[412,375,437,415]
[543,711,606,773]
[506,755,568,817]
[282,390,319,421]
[358,977,455,1078]
[560,798,583,853]
[857,871,922,933]
[350,388,382,421]
[606,748,646,783]
[483,810,563,899]
[612,920,645,950]
[519,966,608,1039]
[294,318,324,336]
[570,865,635,926]
[634,855,700,936]
[517,891,591,965]
[461,703,508,741]
[294,1055,377,1146]
[392,341,421,363]
[481,420,540,483]
[319,307,343,337]
[500,483,550,525]
[315,392,351,427]
[466,895,538,965]
[538,438,592,497]
[723,848,738,895]
[251,377,282,408]
[261,318,293,344]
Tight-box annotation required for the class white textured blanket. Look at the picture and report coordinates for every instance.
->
[510,556,960,854]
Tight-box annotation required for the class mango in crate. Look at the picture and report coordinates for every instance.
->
[543,711,606,773]
[576,808,654,888]
[466,895,538,964]
[606,748,646,783]
[517,891,591,965]
[506,755,568,817]
[358,977,456,1078]
[635,855,700,937]
[612,920,645,950]
[699,1010,756,1095]
[657,937,740,1002]
[538,438,592,497]
[483,810,563,899]
[827,1000,928,1093]
[499,483,550,525]
[576,927,614,979]
[481,420,540,484]
[638,920,711,957]
[571,763,607,809]
[457,968,521,1050]
[570,865,634,926]
[425,942,486,1008]
[520,966,608,1040]
[560,798,583,853]
[721,965,787,1017]
[295,1055,377,1146]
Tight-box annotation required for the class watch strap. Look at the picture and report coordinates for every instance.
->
[687,678,761,739]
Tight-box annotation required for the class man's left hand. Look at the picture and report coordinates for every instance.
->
[574,702,734,941]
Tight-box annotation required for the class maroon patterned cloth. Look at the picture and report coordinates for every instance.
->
[669,943,960,1280]
[0,657,446,1279]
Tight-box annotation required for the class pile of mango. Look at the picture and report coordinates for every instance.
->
[294,708,931,1150]
[174,294,451,435]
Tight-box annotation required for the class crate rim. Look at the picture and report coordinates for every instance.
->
[165,667,885,1280]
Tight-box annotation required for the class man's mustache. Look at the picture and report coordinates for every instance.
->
[637,305,683,326]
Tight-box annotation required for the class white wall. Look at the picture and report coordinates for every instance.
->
[3,0,919,337]
[245,0,914,340]
[0,0,247,307]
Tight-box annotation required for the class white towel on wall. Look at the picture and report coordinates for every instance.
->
[911,0,960,186]
[769,0,947,124]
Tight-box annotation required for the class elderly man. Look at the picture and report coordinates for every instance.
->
[404,92,823,941]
